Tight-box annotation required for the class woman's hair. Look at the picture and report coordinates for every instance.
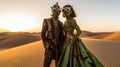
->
[63,5,76,18]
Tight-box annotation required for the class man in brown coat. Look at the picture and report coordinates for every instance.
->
[41,3,64,67]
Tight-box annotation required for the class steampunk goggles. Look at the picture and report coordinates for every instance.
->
[62,7,71,12]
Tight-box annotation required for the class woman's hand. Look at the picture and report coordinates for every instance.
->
[67,34,76,43]
[67,34,74,39]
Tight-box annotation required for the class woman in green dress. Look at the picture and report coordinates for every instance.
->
[57,5,104,67]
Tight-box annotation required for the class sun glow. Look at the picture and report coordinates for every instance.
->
[0,12,40,32]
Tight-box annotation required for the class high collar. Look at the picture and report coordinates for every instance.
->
[51,14,59,20]
[66,16,72,20]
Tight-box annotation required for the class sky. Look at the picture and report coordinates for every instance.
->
[0,0,120,32]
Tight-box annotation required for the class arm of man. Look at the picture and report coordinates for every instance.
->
[41,19,48,48]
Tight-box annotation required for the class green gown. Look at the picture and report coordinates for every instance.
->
[57,18,104,67]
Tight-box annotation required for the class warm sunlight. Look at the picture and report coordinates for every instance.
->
[0,12,40,32]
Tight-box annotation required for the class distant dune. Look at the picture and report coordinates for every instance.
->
[88,32,120,41]
[80,31,113,38]
[104,32,120,41]
[0,28,10,32]
[80,30,95,37]
[89,33,113,39]
[0,32,40,49]
[24,28,41,33]
[0,39,120,67]
[0,30,104,50]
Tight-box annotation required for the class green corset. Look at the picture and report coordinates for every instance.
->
[64,18,81,37]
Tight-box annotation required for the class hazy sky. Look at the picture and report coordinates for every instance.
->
[0,0,120,32]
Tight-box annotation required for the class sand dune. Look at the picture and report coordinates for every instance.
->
[0,32,40,49]
[0,41,55,67]
[0,39,120,67]
[80,30,94,37]
[0,41,43,67]
[88,33,112,39]
[80,30,107,38]
[104,32,120,41]
[89,32,120,41]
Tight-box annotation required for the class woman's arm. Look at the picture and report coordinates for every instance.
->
[71,19,81,37]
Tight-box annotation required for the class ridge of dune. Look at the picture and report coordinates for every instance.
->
[88,33,113,39]
[88,32,120,41]
[104,32,120,41]
[0,40,56,67]
[0,33,40,49]
[0,41,43,59]
[0,41,45,67]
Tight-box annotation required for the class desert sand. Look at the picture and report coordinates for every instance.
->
[0,41,44,67]
[82,38,120,67]
[0,38,120,67]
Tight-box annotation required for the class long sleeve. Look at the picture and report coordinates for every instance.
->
[71,19,81,37]
[41,19,48,48]
[41,19,48,40]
